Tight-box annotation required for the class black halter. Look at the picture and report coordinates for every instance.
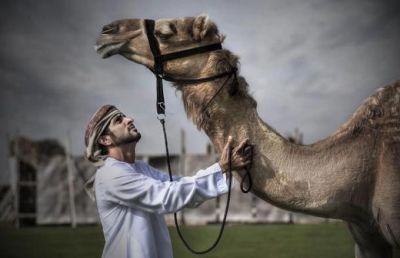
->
[144,19,252,255]
[144,19,237,116]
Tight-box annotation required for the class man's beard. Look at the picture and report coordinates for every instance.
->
[110,131,141,146]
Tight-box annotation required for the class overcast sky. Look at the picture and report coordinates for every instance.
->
[1,0,399,184]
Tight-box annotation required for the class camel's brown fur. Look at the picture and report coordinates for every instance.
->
[95,15,400,258]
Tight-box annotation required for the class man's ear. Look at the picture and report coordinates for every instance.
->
[98,135,112,147]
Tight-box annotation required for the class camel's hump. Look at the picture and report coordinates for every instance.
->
[336,80,400,137]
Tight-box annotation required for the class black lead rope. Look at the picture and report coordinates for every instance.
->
[159,115,253,255]
[240,147,253,193]
[160,118,234,254]
[144,19,253,254]
[144,19,165,115]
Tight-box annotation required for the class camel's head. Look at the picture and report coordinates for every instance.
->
[95,15,223,76]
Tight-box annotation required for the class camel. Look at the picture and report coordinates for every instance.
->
[95,16,400,258]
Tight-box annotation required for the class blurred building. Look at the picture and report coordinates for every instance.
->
[1,132,329,227]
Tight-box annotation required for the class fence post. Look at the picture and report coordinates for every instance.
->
[65,131,77,228]
[7,134,18,227]
[12,134,20,228]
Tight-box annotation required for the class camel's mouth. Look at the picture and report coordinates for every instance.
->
[95,42,126,59]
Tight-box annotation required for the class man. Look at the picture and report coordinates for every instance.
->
[84,105,252,258]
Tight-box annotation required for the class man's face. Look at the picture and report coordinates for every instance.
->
[105,113,141,146]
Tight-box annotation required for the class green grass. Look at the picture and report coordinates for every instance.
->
[171,223,354,258]
[0,223,354,258]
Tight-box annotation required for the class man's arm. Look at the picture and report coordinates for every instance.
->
[144,136,252,180]
[101,163,227,214]
[138,161,182,182]
[100,136,252,213]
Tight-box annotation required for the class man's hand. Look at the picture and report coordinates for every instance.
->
[218,136,253,173]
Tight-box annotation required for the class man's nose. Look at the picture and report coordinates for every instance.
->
[125,117,134,124]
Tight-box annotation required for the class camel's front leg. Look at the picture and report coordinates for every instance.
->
[348,222,393,258]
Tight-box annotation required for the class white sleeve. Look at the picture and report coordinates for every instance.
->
[140,161,182,182]
[102,163,228,214]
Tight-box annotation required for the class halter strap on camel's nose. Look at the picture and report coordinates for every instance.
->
[144,19,223,69]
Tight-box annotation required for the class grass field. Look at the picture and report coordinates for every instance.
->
[0,223,354,258]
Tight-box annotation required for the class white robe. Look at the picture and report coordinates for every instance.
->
[95,157,229,258]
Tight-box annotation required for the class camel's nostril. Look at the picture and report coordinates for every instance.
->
[101,25,118,34]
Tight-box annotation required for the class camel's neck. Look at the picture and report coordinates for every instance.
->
[177,53,369,219]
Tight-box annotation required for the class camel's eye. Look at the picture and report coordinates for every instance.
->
[155,23,176,41]
[169,23,177,34]
[101,25,118,34]
[155,30,173,41]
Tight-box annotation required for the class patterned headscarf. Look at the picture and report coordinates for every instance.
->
[84,105,124,200]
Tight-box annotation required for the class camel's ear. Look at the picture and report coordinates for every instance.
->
[193,15,218,41]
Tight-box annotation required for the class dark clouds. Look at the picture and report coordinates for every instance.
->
[1,0,400,183]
